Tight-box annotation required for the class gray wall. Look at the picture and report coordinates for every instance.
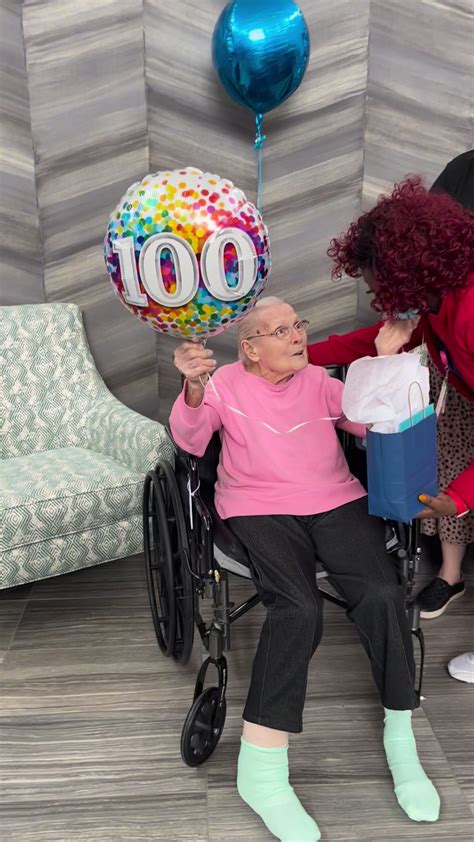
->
[1,0,473,420]
[358,0,474,322]
[0,0,43,304]
[144,0,370,418]
[19,0,160,418]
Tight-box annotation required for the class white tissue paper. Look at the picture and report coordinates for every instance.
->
[342,353,430,433]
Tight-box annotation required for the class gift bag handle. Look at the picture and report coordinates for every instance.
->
[407,381,426,427]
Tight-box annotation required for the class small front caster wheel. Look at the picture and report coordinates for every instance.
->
[180,687,226,767]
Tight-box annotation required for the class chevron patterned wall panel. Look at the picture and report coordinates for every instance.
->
[145,0,371,420]
[0,0,43,305]
[20,0,160,418]
[358,0,474,322]
[2,0,473,419]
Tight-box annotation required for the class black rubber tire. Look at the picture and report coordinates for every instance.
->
[143,470,177,657]
[156,460,195,664]
[180,688,227,767]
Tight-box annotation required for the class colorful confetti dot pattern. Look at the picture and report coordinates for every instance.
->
[104,168,271,338]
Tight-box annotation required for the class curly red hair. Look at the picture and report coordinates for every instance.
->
[328,177,474,316]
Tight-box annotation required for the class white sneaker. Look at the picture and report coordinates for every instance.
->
[447,652,474,684]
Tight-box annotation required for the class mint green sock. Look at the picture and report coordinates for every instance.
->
[237,739,320,841]
[383,709,440,822]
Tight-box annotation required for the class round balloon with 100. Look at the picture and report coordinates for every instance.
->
[113,228,260,308]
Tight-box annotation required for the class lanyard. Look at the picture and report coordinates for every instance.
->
[440,349,450,375]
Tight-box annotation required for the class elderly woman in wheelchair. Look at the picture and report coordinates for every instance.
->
[167,297,439,841]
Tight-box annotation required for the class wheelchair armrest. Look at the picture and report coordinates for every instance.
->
[170,430,250,566]
[325,364,348,381]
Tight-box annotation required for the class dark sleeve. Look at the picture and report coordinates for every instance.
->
[430,151,474,211]
[430,163,452,196]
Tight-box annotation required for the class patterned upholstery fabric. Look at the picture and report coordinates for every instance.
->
[2,448,145,549]
[3,521,144,589]
[0,303,174,588]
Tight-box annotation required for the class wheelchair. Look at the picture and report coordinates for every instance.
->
[142,366,425,768]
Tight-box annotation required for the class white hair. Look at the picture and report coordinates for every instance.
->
[237,296,286,361]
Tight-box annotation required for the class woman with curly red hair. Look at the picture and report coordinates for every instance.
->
[308,169,474,621]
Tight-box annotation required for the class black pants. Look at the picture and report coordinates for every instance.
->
[227,497,418,733]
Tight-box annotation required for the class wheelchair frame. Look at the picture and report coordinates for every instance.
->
[143,382,425,768]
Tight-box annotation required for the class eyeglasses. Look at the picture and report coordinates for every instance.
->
[246,319,310,342]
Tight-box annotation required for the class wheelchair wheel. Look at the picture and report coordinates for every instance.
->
[156,460,194,664]
[143,471,176,657]
[143,463,194,663]
[181,687,226,767]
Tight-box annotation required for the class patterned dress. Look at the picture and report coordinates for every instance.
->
[422,353,474,544]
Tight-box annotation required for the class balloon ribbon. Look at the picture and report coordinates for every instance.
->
[254,113,266,212]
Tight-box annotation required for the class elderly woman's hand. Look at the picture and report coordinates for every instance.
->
[375,318,420,356]
[174,341,217,406]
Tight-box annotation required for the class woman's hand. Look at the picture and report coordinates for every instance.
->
[416,492,458,519]
[375,318,420,356]
[174,341,217,382]
[174,341,217,407]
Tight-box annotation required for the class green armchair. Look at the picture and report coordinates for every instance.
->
[0,303,173,589]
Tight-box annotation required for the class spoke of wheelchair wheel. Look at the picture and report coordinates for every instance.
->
[151,575,169,619]
[149,563,166,572]
[193,718,212,733]
[151,547,163,566]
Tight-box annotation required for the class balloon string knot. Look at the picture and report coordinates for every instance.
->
[254,113,266,149]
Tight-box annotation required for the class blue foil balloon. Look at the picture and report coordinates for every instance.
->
[212,0,310,116]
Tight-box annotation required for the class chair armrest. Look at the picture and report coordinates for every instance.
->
[82,393,175,473]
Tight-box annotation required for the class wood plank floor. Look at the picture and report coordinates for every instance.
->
[0,545,473,841]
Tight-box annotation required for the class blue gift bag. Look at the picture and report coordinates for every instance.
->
[366,413,438,523]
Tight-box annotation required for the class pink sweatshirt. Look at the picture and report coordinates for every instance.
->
[169,362,367,520]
